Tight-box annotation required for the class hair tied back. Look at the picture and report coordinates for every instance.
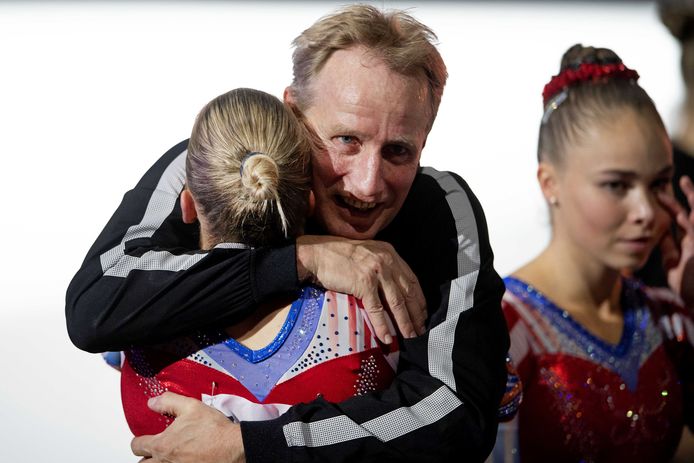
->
[542,62,640,106]
[239,151,264,176]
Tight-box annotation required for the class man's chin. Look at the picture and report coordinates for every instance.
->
[324,219,380,240]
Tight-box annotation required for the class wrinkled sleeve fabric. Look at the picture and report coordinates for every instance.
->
[65,140,300,352]
[241,167,509,462]
[645,286,694,431]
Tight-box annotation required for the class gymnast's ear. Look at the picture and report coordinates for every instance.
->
[538,162,559,207]
[180,188,198,224]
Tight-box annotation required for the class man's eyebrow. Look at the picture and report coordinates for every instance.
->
[328,123,362,137]
[385,137,418,152]
[327,123,419,151]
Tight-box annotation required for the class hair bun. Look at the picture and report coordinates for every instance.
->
[560,44,622,71]
[239,152,280,202]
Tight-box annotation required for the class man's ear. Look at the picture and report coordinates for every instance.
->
[283,86,295,105]
[537,161,559,206]
[180,189,198,224]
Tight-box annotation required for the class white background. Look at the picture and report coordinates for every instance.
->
[0,1,681,461]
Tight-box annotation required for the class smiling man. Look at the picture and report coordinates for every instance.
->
[66,5,509,462]
[297,46,429,240]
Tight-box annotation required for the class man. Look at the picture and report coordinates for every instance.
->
[66,5,509,462]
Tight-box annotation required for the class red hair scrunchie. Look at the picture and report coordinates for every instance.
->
[542,62,640,106]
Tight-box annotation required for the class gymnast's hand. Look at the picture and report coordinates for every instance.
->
[131,392,245,463]
[658,176,694,307]
[296,235,427,344]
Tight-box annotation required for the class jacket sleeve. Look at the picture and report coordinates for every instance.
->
[241,167,509,462]
[65,140,300,353]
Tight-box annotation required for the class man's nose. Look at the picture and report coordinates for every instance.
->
[347,147,386,199]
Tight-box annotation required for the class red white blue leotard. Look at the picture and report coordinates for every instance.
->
[120,286,399,436]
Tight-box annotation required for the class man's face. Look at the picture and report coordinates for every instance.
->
[299,46,431,239]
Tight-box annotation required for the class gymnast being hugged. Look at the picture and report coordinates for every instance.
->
[119,88,398,436]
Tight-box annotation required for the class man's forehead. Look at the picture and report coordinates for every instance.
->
[298,48,427,103]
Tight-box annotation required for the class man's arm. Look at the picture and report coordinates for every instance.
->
[66,141,424,352]
[128,167,508,462]
[65,140,300,352]
[239,168,508,462]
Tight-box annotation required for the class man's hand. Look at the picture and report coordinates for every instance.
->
[131,392,245,463]
[658,176,694,307]
[296,235,427,343]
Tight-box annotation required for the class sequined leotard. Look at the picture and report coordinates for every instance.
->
[498,277,693,463]
[120,286,399,436]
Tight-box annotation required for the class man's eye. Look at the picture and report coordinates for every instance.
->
[383,144,409,157]
[337,135,356,144]
[331,135,360,155]
[382,144,414,164]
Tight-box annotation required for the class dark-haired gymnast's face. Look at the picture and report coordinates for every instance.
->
[551,109,673,272]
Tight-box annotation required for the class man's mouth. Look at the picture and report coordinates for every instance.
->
[339,196,377,211]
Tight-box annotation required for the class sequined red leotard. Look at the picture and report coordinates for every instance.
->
[120,286,399,436]
[498,277,693,463]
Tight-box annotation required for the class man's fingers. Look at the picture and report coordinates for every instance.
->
[297,236,426,342]
[367,248,425,339]
[373,257,416,338]
[147,391,194,417]
[131,393,197,460]
[380,281,416,339]
[361,291,393,344]
[397,267,427,335]
[131,435,154,458]
[406,299,427,336]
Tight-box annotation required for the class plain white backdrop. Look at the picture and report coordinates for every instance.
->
[0,1,681,461]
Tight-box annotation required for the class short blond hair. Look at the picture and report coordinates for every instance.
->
[187,88,311,247]
[289,4,447,131]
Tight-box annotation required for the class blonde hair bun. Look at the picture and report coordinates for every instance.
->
[187,87,311,247]
[240,152,280,202]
